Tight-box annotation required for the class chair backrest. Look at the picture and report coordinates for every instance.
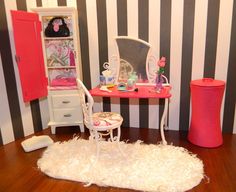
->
[76,79,94,128]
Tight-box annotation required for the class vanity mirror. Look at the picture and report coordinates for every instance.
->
[110,36,158,85]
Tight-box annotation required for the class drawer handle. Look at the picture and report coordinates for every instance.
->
[62,101,70,104]
[64,114,72,117]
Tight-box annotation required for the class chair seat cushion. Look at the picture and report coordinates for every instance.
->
[92,112,123,127]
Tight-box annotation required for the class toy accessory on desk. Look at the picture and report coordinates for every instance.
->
[117,82,138,92]
[117,82,127,91]
[100,85,112,92]
[127,72,138,90]
[100,62,115,86]
[21,135,54,152]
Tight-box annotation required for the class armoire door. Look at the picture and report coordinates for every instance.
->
[11,10,47,102]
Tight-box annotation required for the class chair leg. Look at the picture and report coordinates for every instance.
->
[94,130,100,164]
[117,126,121,141]
[117,126,126,157]
[88,130,100,165]
[83,130,100,187]
[110,129,114,141]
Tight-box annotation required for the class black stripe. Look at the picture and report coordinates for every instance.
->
[139,99,149,128]
[102,97,111,112]
[76,0,91,89]
[117,0,130,127]
[58,0,67,6]
[31,100,43,132]
[120,98,129,127]
[159,0,171,128]
[179,0,195,131]
[138,0,149,128]
[16,0,27,10]
[203,0,220,78]
[36,0,42,7]
[117,0,127,36]
[138,0,148,42]
[160,0,171,80]
[96,0,111,112]
[222,1,236,133]
[0,0,24,139]
[0,130,3,146]
[96,0,108,74]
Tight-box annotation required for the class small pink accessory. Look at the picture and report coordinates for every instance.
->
[157,57,166,68]
[51,78,76,86]
[70,51,75,66]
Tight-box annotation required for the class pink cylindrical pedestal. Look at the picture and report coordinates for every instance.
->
[188,78,225,148]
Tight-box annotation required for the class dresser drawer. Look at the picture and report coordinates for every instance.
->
[53,108,82,122]
[52,95,80,108]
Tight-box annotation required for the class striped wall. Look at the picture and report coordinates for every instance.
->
[0,0,235,145]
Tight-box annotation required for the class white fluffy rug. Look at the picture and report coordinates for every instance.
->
[37,138,204,192]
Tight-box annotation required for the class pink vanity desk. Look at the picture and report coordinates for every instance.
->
[89,85,171,144]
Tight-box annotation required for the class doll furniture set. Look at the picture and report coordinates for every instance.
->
[77,79,124,162]
[89,37,171,145]
[12,7,224,148]
[33,8,85,134]
[11,7,84,134]
[11,7,171,144]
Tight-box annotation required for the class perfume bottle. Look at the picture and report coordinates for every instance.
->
[155,73,164,92]
[127,72,138,90]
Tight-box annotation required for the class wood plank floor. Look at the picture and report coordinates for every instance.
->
[0,127,235,192]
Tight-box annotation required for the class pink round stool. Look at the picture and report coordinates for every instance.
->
[188,78,225,148]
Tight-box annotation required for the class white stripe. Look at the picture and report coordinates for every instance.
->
[127,0,138,38]
[106,0,120,114]
[39,97,50,129]
[148,0,160,129]
[5,0,35,137]
[191,0,208,80]
[129,99,139,128]
[189,0,208,130]
[26,0,36,11]
[127,0,139,128]
[106,0,118,60]
[0,54,15,144]
[86,0,101,112]
[148,99,159,129]
[86,0,99,88]
[148,0,160,63]
[44,0,58,7]
[215,0,234,129]
[67,0,77,7]
[41,0,47,7]
[169,0,184,131]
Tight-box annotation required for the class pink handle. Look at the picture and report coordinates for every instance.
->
[202,78,214,82]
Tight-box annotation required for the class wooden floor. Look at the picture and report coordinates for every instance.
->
[0,127,235,192]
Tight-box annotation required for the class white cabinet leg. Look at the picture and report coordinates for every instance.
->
[51,126,56,134]
[80,124,85,132]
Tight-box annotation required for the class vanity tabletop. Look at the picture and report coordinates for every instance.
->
[89,85,171,99]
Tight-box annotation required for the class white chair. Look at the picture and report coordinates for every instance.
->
[76,79,124,162]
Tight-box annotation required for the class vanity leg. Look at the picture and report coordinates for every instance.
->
[160,98,168,145]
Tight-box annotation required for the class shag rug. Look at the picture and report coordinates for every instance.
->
[37,138,204,192]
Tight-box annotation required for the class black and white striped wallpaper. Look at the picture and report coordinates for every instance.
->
[0,0,235,145]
